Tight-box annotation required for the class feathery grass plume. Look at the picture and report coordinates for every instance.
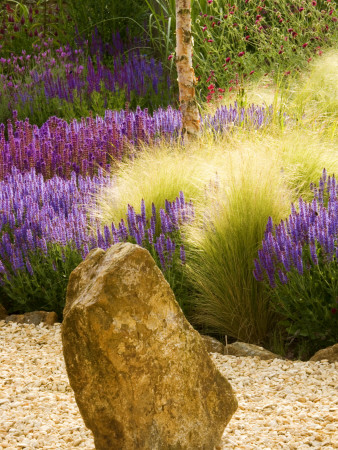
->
[289,49,338,130]
[90,134,231,230]
[183,149,292,344]
[271,129,338,202]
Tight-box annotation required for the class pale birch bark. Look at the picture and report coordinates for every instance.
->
[175,0,200,142]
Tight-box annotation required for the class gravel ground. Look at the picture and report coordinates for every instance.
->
[0,320,337,450]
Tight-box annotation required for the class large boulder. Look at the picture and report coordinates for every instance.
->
[224,341,284,360]
[62,243,238,450]
[310,343,338,363]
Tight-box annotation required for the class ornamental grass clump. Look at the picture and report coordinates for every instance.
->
[182,150,292,344]
[254,169,338,359]
[289,49,338,129]
[0,167,191,317]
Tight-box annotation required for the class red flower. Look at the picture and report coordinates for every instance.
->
[249,70,255,75]
[225,57,231,63]
[238,51,245,57]
[245,35,250,40]
[312,1,317,5]
[299,7,304,12]
[207,84,215,90]
[218,88,225,92]
[284,71,291,75]
[202,26,207,32]
[168,54,173,60]
[207,39,214,43]
[303,42,308,48]
[207,0,213,4]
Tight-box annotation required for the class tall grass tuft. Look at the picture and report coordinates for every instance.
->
[289,50,338,130]
[183,151,292,344]
[91,137,227,229]
[276,130,338,202]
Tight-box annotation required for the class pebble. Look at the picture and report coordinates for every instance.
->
[0,320,338,449]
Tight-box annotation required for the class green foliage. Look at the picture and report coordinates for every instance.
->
[64,0,149,43]
[0,81,127,127]
[193,0,337,99]
[144,0,176,61]
[141,0,337,103]
[0,0,71,56]
[267,247,338,360]
[0,242,82,320]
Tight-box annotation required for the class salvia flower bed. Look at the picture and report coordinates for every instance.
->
[0,102,273,180]
[0,167,193,316]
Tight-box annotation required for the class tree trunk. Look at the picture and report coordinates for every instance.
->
[175,0,200,142]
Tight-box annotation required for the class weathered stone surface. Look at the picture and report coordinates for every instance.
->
[5,311,58,326]
[310,343,338,363]
[201,335,224,354]
[0,304,7,320]
[224,341,284,360]
[62,243,238,450]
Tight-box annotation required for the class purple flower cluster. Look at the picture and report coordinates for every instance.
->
[0,101,275,180]
[99,191,193,270]
[0,168,111,278]
[254,169,338,288]
[0,106,181,180]
[202,102,274,131]
[0,168,193,283]
[0,33,170,116]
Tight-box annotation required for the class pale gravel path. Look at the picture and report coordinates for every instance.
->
[0,321,337,450]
